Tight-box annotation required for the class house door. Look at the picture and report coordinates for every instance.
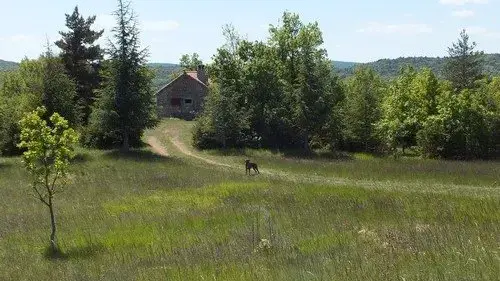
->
[183,97,194,114]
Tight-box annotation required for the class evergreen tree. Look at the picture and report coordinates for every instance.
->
[55,6,104,124]
[86,0,156,150]
[443,29,484,92]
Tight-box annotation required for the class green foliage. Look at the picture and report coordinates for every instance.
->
[194,12,343,150]
[17,106,79,251]
[84,0,157,150]
[417,85,499,159]
[179,53,202,70]
[342,66,385,151]
[55,6,104,124]
[165,53,204,83]
[0,61,42,155]
[443,29,485,92]
[41,49,79,125]
[193,82,250,148]
[377,67,441,153]
[18,107,79,191]
[376,66,418,152]
[0,56,77,155]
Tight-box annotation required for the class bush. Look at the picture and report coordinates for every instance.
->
[417,89,498,159]
[192,115,219,149]
[0,104,22,155]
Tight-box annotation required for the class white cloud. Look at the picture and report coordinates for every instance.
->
[357,22,432,35]
[452,9,475,18]
[142,20,180,32]
[440,0,488,5]
[463,26,500,38]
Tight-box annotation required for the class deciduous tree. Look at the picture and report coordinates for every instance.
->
[343,66,384,151]
[17,106,79,253]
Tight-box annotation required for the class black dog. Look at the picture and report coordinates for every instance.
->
[245,159,260,175]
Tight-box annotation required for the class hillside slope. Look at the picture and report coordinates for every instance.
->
[0,59,18,71]
[342,54,500,79]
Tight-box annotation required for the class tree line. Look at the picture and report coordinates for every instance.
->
[1,7,498,160]
[193,15,499,160]
[0,0,156,155]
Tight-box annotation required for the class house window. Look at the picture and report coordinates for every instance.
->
[170,98,181,106]
[184,99,192,104]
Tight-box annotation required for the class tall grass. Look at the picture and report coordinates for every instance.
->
[0,124,499,280]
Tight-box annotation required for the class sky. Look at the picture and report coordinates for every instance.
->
[1,0,499,64]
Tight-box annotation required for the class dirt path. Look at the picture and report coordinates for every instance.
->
[146,136,169,157]
[168,133,232,168]
[153,124,497,197]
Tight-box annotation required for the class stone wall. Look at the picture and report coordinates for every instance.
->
[156,74,207,120]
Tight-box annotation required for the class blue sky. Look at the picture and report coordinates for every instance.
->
[1,0,499,63]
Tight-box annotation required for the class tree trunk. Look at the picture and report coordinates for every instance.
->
[122,131,129,152]
[48,196,57,252]
[303,134,310,151]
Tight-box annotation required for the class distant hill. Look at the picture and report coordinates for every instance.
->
[337,53,500,79]
[3,54,500,89]
[332,60,357,70]
[147,63,181,90]
[0,60,181,90]
[0,59,18,71]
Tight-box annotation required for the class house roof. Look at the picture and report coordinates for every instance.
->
[156,71,208,94]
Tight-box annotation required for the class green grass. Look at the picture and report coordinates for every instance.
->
[1,120,499,280]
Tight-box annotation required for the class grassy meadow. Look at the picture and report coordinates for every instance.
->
[0,119,499,280]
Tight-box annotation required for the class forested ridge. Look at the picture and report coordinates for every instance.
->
[3,55,500,87]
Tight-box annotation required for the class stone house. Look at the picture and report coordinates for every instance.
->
[156,65,208,120]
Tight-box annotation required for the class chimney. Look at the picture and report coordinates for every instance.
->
[197,64,208,85]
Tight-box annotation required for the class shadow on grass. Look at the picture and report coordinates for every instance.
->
[0,161,12,169]
[280,149,353,161]
[44,243,105,261]
[103,149,173,162]
[71,152,94,164]
[211,147,354,161]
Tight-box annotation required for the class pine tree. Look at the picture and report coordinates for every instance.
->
[86,0,156,150]
[443,29,484,92]
[55,6,104,124]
